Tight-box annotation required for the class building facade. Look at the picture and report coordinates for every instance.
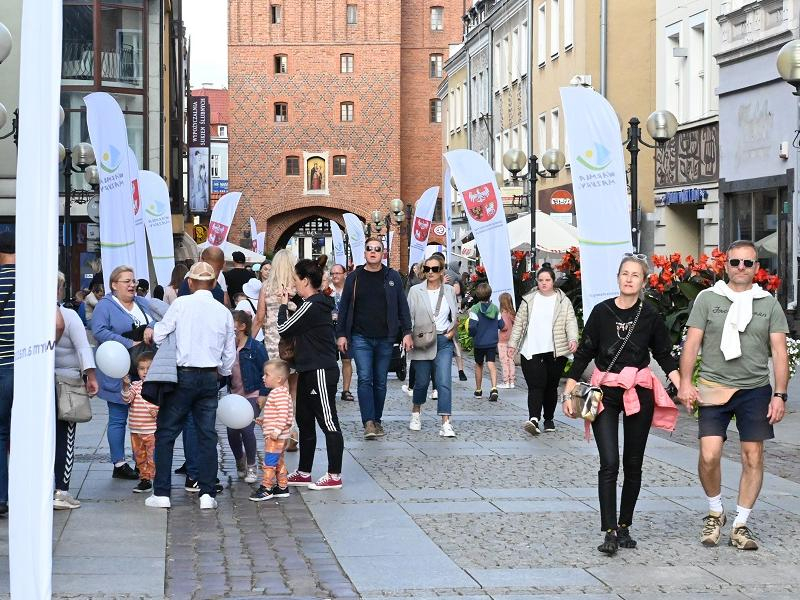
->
[192,85,230,202]
[228,0,463,271]
[716,0,800,309]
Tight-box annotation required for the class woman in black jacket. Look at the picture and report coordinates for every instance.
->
[277,256,344,490]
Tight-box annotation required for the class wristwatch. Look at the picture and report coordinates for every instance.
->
[773,392,788,402]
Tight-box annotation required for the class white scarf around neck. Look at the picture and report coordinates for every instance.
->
[709,280,770,360]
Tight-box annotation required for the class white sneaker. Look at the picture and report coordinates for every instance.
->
[244,466,258,484]
[439,421,456,437]
[509,383,515,389]
[497,383,508,389]
[199,494,218,509]
[402,384,413,397]
[409,412,422,431]
[431,389,439,399]
[145,495,171,509]
[53,490,80,510]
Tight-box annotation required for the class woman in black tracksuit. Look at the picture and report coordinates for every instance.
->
[277,256,344,490]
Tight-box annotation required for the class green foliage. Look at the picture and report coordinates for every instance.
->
[457,314,474,353]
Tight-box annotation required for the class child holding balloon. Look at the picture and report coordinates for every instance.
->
[122,352,158,493]
[250,359,293,502]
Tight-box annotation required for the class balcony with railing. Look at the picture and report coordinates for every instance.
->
[61,39,143,88]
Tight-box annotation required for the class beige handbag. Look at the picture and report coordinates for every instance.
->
[697,377,738,407]
[56,375,93,423]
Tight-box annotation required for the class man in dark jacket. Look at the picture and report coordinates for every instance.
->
[336,237,413,439]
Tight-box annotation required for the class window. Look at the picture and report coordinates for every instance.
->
[431,6,444,31]
[537,4,546,66]
[550,0,560,58]
[538,112,547,156]
[564,0,574,49]
[270,4,282,24]
[210,154,220,178]
[494,134,501,173]
[727,191,779,273]
[346,4,357,25]
[493,41,502,91]
[471,75,478,118]
[520,21,529,76]
[333,155,347,175]
[430,99,442,123]
[340,53,354,73]
[340,101,354,121]
[274,54,287,74]
[217,125,228,138]
[430,53,443,78]
[503,129,511,178]
[550,108,560,150]
[274,102,288,122]
[501,36,509,87]
[461,86,467,126]
[286,156,299,175]
[689,14,707,120]
[521,122,529,164]
[511,29,519,82]
[666,24,682,120]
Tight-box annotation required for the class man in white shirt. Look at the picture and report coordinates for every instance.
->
[146,262,235,510]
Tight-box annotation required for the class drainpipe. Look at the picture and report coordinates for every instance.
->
[527,0,533,156]
[600,0,608,97]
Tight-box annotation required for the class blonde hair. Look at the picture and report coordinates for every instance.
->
[264,249,297,296]
[264,358,290,380]
[617,256,648,278]
[499,292,515,316]
[109,265,135,293]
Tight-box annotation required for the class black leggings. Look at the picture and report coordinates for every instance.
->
[521,354,567,421]
[297,367,344,475]
[54,418,75,492]
[591,386,654,531]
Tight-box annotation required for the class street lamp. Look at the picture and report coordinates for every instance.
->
[624,110,678,252]
[777,40,800,149]
[369,198,405,268]
[502,148,566,268]
[0,22,11,64]
[61,142,97,301]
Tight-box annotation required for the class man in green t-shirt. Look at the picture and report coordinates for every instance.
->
[678,240,789,551]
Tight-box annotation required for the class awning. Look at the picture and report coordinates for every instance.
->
[198,241,266,263]
[461,211,579,255]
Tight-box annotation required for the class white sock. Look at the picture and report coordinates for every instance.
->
[330,473,341,481]
[733,505,751,527]
[707,494,723,514]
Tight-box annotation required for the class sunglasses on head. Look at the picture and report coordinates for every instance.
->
[623,252,647,260]
[365,246,382,252]
[728,258,755,268]
[423,265,442,273]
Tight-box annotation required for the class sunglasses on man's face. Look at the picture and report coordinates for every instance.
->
[365,246,383,252]
[728,258,756,268]
[423,265,442,273]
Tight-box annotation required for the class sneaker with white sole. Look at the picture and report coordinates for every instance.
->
[409,413,422,431]
[286,471,313,487]
[309,473,343,490]
[729,524,758,550]
[401,384,413,397]
[439,421,456,437]
[249,485,273,502]
[700,511,726,546]
[145,495,171,509]
[244,466,258,484]
[53,490,81,510]
[199,494,218,509]
[431,389,439,399]
[524,418,541,435]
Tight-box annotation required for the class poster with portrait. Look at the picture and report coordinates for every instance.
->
[188,95,211,213]
[306,156,326,193]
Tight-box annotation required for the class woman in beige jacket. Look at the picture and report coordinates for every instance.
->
[508,264,578,435]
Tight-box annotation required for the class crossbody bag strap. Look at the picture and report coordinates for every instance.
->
[433,286,445,317]
[597,300,643,387]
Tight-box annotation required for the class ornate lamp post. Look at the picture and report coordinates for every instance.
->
[370,198,405,268]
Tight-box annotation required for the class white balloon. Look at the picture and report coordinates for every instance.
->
[95,341,131,379]
[218,394,254,429]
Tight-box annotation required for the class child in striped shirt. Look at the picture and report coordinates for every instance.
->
[122,352,158,494]
[250,359,294,502]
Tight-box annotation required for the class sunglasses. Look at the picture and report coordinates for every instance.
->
[623,252,647,260]
[423,265,442,273]
[728,258,756,268]
[365,246,383,252]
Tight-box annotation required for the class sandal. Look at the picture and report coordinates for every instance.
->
[341,390,355,402]
[597,530,618,555]
[617,525,637,549]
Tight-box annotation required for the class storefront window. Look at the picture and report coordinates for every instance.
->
[727,190,778,272]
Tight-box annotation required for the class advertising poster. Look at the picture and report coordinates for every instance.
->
[188,95,211,213]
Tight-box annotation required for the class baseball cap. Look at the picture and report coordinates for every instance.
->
[232,251,246,263]
[0,232,15,254]
[188,261,216,281]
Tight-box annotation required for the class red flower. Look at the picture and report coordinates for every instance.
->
[648,274,659,288]
[512,250,526,261]
[676,267,686,279]
[521,272,531,281]
[656,283,665,293]
[669,252,681,264]
[574,270,581,280]
[476,264,486,274]
[470,274,478,283]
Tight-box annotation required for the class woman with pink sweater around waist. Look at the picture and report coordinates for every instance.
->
[562,254,679,557]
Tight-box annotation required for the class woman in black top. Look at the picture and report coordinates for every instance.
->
[277,256,344,490]
[563,255,680,555]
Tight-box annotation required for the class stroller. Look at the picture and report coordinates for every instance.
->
[388,333,407,381]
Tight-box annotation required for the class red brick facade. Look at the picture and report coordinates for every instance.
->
[228,0,462,271]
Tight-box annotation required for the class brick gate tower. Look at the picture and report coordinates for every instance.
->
[228,1,463,271]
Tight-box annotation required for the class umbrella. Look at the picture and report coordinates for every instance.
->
[461,211,579,255]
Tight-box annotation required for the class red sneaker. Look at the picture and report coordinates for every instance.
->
[286,471,313,487]
[308,473,343,491]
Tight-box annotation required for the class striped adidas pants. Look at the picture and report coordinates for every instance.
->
[297,367,343,475]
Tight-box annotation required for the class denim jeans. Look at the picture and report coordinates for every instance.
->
[0,367,13,503]
[226,396,260,465]
[411,335,454,415]
[154,370,220,497]
[106,401,130,464]
[182,414,199,479]
[351,335,394,424]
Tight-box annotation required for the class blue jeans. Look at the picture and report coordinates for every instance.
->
[154,370,220,497]
[411,335,454,415]
[351,335,394,424]
[0,367,13,503]
[182,414,199,479]
[106,401,130,464]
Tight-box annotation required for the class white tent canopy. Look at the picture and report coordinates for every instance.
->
[461,211,579,256]
[198,241,266,263]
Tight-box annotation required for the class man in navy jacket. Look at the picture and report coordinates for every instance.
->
[336,237,412,439]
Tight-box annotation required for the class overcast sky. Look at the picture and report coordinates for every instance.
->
[184,0,228,88]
